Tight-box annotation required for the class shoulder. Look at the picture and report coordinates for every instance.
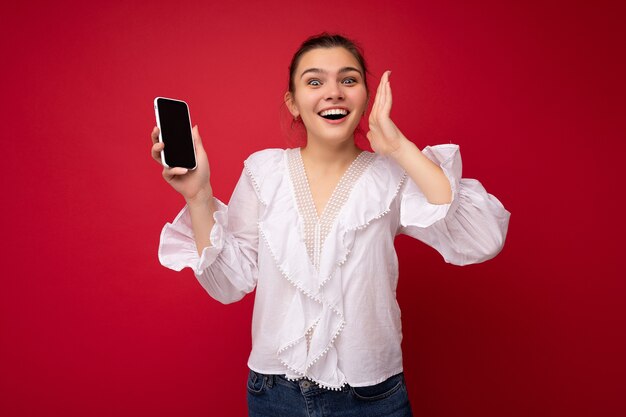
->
[244,148,285,175]
[365,151,406,186]
[245,148,285,164]
[242,148,289,205]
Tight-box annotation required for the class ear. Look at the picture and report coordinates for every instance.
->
[284,91,300,119]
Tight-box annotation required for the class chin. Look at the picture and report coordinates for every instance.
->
[313,134,355,146]
[310,124,359,143]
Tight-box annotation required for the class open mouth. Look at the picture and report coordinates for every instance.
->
[318,108,350,120]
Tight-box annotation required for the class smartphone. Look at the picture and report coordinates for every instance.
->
[153,97,197,169]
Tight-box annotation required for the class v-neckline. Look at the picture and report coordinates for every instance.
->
[298,148,365,220]
[286,148,374,270]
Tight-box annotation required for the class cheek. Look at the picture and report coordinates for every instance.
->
[293,93,319,114]
[350,89,368,110]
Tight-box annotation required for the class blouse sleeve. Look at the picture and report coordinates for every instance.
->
[397,144,511,266]
[158,170,260,303]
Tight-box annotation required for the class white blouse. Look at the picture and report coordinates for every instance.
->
[158,144,511,390]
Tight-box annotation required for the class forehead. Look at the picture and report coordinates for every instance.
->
[296,47,362,74]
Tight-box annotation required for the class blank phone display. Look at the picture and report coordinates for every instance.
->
[156,98,195,169]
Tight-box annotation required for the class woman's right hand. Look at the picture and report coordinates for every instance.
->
[150,125,213,203]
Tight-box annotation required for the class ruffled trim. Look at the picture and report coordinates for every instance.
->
[244,164,265,206]
[246,148,348,389]
[259,223,348,388]
[258,225,321,303]
[337,152,406,231]
[243,148,285,207]
[245,145,464,390]
[242,145,464,389]
[158,197,228,275]
[311,146,461,387]
[305,154,408,388]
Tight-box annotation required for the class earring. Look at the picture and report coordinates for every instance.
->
[294,115,300,121]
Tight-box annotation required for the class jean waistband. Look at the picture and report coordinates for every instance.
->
[250,369,403,393]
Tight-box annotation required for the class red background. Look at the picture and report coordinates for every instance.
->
[2,1,625,416]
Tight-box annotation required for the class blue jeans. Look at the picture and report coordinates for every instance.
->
[247,369,414,417]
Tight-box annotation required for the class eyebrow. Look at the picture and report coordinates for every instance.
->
[299,66,363,79]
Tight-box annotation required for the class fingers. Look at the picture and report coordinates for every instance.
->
[372,73,384,117]
[150,127,163,164]
[151,125,203,167]
[378,77,386,116]
[151,142,164,164]
[192,125,204,152]
[369,70,392,125]
[369,80,381,124]
[190,125,207,161]
[382,71,392,117]
[162,166,189,181]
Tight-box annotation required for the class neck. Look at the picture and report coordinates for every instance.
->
[300,136,361,171]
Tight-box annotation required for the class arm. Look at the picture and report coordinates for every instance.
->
[367,71,452,205]
[158,170,260,303]
[390,139,452,205]
[151,126,258,303]
[367,71,510,265]
[151,125,216,254]
[186,192,216,255]
[396,144,510,266]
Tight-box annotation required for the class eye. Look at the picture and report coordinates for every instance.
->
[342,77,357,85]
[307,79,322,86]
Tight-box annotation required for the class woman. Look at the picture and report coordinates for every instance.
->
[151,33,510,417]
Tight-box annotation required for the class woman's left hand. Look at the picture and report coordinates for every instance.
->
[366,71,408,156]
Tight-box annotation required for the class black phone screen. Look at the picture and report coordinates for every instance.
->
[155,98,196,169]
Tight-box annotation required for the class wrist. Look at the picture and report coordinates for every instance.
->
[185,188,213,207]
[389,136,416,161]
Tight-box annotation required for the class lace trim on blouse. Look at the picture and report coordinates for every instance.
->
[286,148,375,270]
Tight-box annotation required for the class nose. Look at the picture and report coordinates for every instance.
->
[324,81,344,101]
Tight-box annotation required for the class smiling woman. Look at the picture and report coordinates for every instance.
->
[151,33,511,417]
[285,46,369,151]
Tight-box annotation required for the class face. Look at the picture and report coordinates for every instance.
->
[286,47,368,146]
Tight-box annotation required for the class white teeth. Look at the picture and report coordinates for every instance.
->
[319,108,348,116]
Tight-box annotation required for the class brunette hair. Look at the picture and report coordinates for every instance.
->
[287,33,369,96]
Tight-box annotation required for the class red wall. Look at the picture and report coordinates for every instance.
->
[2,1,624,416]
